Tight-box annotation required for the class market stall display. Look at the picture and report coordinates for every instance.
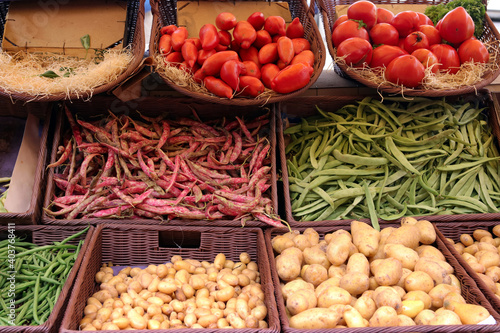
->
[149,0,325,105]
[318,0,500,96]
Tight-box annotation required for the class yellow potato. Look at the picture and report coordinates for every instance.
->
[397,314,416,326]
[401,300,424,318]
[354,295,376,320]
[272,235,295,254]
[371,227,397,261]
[445,302,490,324]
[460,234,474,246]
[400,217,418,225]
[301,264,328,287]
[473,229,492,241]
[316,286,352,308]
[373,287,402,314]
[368,306,399,327]
[414,257,451,285]
[477,273,498,293]
[289,308,341,329]
[385,225,421,250]
[328,265,346,278]
[403,290,432,309]
[315,277,342,298]
[428,309,461,325]
[485,266,500,282]
[414,309,435,325]
[396,268,412,289]
[384,244,419,270]
[428,284,459,308]
[415,220,436,245]
[339,273,369,296]
[346,253,370,276]
[275,254,301,282]
[404,271,435,293]
[351,220,380,257]
[453,243,465,254]
[293,234,312,251]
[326,235,351,266]
[303,246,330,270]
[443,291,466,305]
[374,258,402,286]
[286,289,318,316]
[282,280,314,301]
[477,251,500,269]
[343,305,368,328]
[448,274,461,293]
[415,245,446,262]
[303,228,320,246]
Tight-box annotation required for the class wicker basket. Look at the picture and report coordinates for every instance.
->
[317,0,500,97]
[60,224,280,332]
[0,225,93,333]
[0,102,52,225]
[0,0,146,102]
[277,92,500,227]
[149,0,326,106]
[436,221,500,314]
[265,223,500,332]
[41,96,279,227]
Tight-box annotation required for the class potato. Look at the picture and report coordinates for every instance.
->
[281,247,303,264]
[339,273,369,296]
[473,229,492,241]
[414,309,435,325]
[463,243,479,255]
[317,286,352,308]
[371,227,397,261]
[272,235,295,254]
[343,305,368,328]
[373,287,402,314]
[443,291,466,305]
[326,235,351,266]
[303,228,320,246]
[414,257,451,285]
[289,308,341,329]
[351,220,380,257]
[460,234,474,246]
[374,258,402,286]
[478,241,498,253]
[428,309,462,325]
[283,230,300,240]
[415,220,436,245]
[303,246,330,269]
[368,306,399,327]
[293,234,312,251]
[286,289,317,315]
[477,273,498,293]
[400,217,418,225]
[453,243,465,254]
[403,290,432,309]
[325,230,352,243]
[401,300,424,318]
[301,264,328,287]
[346,253,370,276]
[428,284,459,308]
[415,245,446,262]
[384,244,419,270]
[354,295,376,320]
[385,225,420,250]
[282,280,314,301]
[316,277,342,298]
[397,314,416,326]
[275,254,301,282]
[404,271,434,293]
[480,236,496,246]
[449,274,461,293]
[493,225,500,237]
[485,266,500,282]
[477,251,500,269]
[396,268,412,289]
[446,302,490,324]
[328,265,346,278]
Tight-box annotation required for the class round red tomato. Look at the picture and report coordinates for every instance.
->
[347,0,377,29]
[417,12,433,26]
[332,14,349,32]
[411,48,439,73]
[391,11,419,38]
[376,7,394,24]
[337,37,373,67]
[370,45,408,68]
[439,6,474,45]
[215,12,237,31]
[458,39,490,64]
[417,25,441,46]
[332,20,370,48]
[430,44,461,74]
[370,23,399,46]
[403,31,429,53]
[385,55,425,87]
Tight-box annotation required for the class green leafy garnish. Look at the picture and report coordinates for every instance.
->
[80,34,90,59]
[39,70,60,78]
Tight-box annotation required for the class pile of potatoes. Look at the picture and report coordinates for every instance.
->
[79,253,268,330]
[271,218,492,328]
[447,225,500,300]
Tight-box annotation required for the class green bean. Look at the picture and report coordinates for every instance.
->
[363,181,379,231]
[333,149,388,166]
[386,137,420,175]
[437,157,500,172]
[32,274,41,324]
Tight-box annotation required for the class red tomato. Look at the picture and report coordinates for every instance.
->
[370,23,399,46]
[165,51,183,64]
[197,49,217,66]
[385,55,425,88]
[370,45,408,68]
[200,51,239,76]
[218,31,232,46]
[411,48,439,73]
[159,34,172,55]
[185,38,202,50]
[265,16,287,36]
[204,76,233,99]
[258,43,279,64]
[436,19,443,31]
[332,15,349,32]
[403,31,429,53]
[458,39,490,64]
[277,36,294,65]
[417,25,441,46]
[243,61,261,79]
[199,24,219,51]
[337,37,373,67]
[253,30,273,49]
[391,11,419,38]
[417,12,433,26]
[181,41,198,68]
[292,38,311,55]
[332,20,370,48]
[439,7,474,45]
[160,25,177,35]
[233,21,257,49]
[376,7,394,24]
[430,44,461,74]
[271,63,313,93]
[215,44,228,52]
[171,27,189,51]
[220,60,245,90]
[238,76,265,97]
[248,12,266,31]
[239,47,261,67]
[291,50,315,67]
[193,68,206,83]
[347,0,377,29]
[261,63,280,88]
[286,17,305,39]
[215,12,237,31]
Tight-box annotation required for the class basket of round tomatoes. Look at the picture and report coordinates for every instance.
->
[149,0,326,106]
[318,0,500,96]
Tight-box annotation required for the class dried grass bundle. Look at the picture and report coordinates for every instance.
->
[0,49,133,100]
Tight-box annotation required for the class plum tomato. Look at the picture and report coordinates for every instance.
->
[391,11,419,38]
[370,45,408,68]
[332,20,370,48]
[384,54,425,88]
[458,39,490,64]
[430,44,461,74]
[411,48,440,73]
[370,23,399,46]
[347,0,377,29]
[337,37,373,67]
[215,12,237,31]
[403,31,429,53]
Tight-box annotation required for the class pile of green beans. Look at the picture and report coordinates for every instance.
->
[0,227,88,326]
[284,96,500,227]
[0,177,10,213]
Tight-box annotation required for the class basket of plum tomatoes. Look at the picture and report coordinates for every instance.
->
[318,0,500,96]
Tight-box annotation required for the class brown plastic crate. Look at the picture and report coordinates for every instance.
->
[277,92,500,227]
[265,223,500,332]
[0,0,146,102]
[436,221,500,314]
[0,102,52,225]
[149,0,326,106]
[0,225,93,333]
[60,224,280,333]
[41,96,279,227]
[317,0,500,97]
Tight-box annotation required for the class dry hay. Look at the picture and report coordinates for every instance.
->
[0,49,134,100]
[154,54,276,103]
[334,40,500,92]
